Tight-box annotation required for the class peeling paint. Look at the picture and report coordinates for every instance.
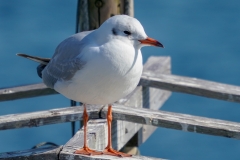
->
[39,119,43,126]
[2,89,14,94]
[67,154,75,160]
[15,121,23,128]
[193,126,197,133]
[144,117,151,125]
[152,119,158,125]
[61,115,67,122]
[69,115,75,121]
[228,94,233,101]
[234,133,240,139]
[180,123,189,132]
[114,113,126,120]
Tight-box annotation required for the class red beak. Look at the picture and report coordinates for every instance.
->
[139,37,164,48]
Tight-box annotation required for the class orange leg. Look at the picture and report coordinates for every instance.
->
[75,104,102,156]
[102,105,132,157]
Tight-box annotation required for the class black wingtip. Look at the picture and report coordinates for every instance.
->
[16,53,29,58]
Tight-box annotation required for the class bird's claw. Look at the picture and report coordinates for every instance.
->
[102,147,132,157]
[75,147,102,156]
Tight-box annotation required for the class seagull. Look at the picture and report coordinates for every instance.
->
[17,15,163,157]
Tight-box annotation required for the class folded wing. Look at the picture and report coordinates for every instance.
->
[42,31,93,88]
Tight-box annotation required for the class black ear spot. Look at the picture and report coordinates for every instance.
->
[112,28,117,35]
[124,31,131,35]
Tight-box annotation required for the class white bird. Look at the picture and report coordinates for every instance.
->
[17,15,163,157]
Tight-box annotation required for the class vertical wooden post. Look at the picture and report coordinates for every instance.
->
[122,0,134,16]
[75,0,137,154]
[76,0,134,31]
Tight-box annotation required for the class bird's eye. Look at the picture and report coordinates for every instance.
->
[124,31,131,35]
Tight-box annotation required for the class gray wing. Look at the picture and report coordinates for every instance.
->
[42,30,93,88]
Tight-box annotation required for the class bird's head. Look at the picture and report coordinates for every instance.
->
[97,15,164,49]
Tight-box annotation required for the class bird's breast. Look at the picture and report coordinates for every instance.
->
[54,41,143,104]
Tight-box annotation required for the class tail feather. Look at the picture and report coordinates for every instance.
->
[16,53,50,65]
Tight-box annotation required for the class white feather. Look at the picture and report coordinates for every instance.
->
[53,15,149,104]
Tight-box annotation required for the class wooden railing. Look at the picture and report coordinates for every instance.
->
[0,56,170,160]
[2,1,240,159]
[1,56,240,159]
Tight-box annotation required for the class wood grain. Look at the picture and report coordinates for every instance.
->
[3,103,240,140]
[140,71,240,103]
[60,119,164,160]
[0,83,57,102]
[0,105,101,130]
[0,146,62,160]
[101,104,240,139]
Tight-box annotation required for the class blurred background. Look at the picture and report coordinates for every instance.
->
[1,0,240,159]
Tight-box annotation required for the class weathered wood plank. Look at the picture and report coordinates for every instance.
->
[140,72,240,103]
[0,83,57,102]
[60,154,164,160]
[60,119,164,160]
[101,104,240,140]
[60,153,164,160]
[0,105,101,130]
[0,120,163,160]
[0,119,164,160]
[0,146,62,160]
[61,119,107,152]
[4,102,240,140]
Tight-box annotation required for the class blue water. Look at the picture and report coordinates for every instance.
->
[1,1,240,159]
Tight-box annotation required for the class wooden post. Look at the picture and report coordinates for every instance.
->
[76,0,134,31]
